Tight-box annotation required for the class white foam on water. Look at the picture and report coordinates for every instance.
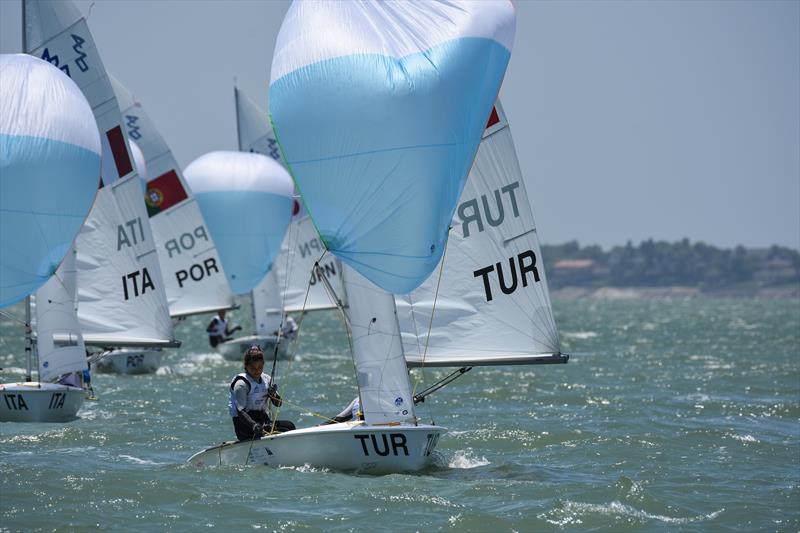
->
[119,454,168,466]
[447,449,490,469]
[539,500,725,526]
[563,331,598,340]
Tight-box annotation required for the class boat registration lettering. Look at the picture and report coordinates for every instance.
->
[126,354,145,368]
[175,258,220,288]
[122,268,156,300]
[39,33,90,79]
[354,433,409,457]
[3,394,29,411]
[473,250,540,302]
[458,181,521,238]
[49,392,66,409]
[117,217,146,250]
[164,226,210,258]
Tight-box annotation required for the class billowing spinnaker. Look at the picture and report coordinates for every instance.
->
[0,54,100,307]
[269,0,515,294]
[184,151,294,295]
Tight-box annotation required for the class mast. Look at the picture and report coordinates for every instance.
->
[234,85,243,152]
[21,0,26,53]
[24,296,32,382]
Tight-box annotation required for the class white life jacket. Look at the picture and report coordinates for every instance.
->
[228,372,270,417]
[208,316,227,337]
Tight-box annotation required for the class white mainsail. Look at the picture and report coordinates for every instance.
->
[34,246,87,383]
[396,101,564,367]
[112,76,235,318]
[234,86,346,314]
[251,268,281,336]
[25,0,176,348]
[342,265,415,425]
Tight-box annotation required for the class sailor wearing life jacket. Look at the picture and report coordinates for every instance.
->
[229,345,296,440]
[207,310,242,348]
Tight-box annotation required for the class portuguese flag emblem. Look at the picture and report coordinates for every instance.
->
[145,169,188,217]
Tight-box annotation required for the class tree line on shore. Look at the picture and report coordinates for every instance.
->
[540,239,800,289]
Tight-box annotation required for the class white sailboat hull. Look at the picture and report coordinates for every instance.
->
[0,382,85,422]
[92,348,162,374]
[188,421,445,474]
[217,335,291,362]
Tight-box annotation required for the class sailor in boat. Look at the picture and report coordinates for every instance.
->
[229,345,295,440]
[206,310,241,348]
[280,315,298,341]
[321,396,363,425]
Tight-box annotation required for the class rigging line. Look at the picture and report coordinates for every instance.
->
[268,252,318,435]
[413,366,472,404]
[411,231,450,397]
[0,310,27,327]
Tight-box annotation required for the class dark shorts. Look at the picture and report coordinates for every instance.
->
[232,410,296,441]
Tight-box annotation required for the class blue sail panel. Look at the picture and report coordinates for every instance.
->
[193,190,293,295]
[270,38,511,293]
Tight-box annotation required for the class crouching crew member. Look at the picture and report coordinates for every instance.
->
[229,345,295,440]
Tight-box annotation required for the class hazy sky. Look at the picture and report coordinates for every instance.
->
[2,0,798,250]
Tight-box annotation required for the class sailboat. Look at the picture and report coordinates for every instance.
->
[90,76,238,372]
[183,151,294,361]
[188,0,514,472]
[0,249,91,422]
[23,0,180,371]
[90,138,164,374]
[0,53,100,423]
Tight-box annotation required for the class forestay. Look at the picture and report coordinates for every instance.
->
[397,102,563,367]
[342,266,415,425]
[25,0,175,347]
[269,0,515,294]
[184,151,294,295]
[0,53,100,307]
[35,246,88,382]
[112,76,235,317]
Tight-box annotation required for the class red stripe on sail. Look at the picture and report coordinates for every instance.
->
[486,106,500,129]
[106,126,133,177]
[145,169,188,216]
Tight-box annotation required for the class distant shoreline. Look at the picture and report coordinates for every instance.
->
[550,285,800,300]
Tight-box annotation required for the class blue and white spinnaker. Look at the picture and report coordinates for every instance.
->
[0,54,100,307]
[184,151,294,295]
[269,0,515,294]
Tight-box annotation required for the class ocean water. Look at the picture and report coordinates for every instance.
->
[1,298,798,532]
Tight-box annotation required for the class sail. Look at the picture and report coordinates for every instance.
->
[0,53,100,308]
[234,86,283,164]
[111,76,236,317]
[397,102,563,367]
[251,269,282,336]
[25,0,176,347]
[34,246,87,382]
[184,151,294,295]
[129,139,147,193]
[269,0,515,294]
[342,265,415,425]
[273,216,347,313]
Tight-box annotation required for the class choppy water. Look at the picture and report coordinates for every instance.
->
[1,298,798,531]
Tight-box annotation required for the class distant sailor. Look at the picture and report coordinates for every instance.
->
[281,315,298,341]
[229,345,295,440]
[206,310,241,348]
